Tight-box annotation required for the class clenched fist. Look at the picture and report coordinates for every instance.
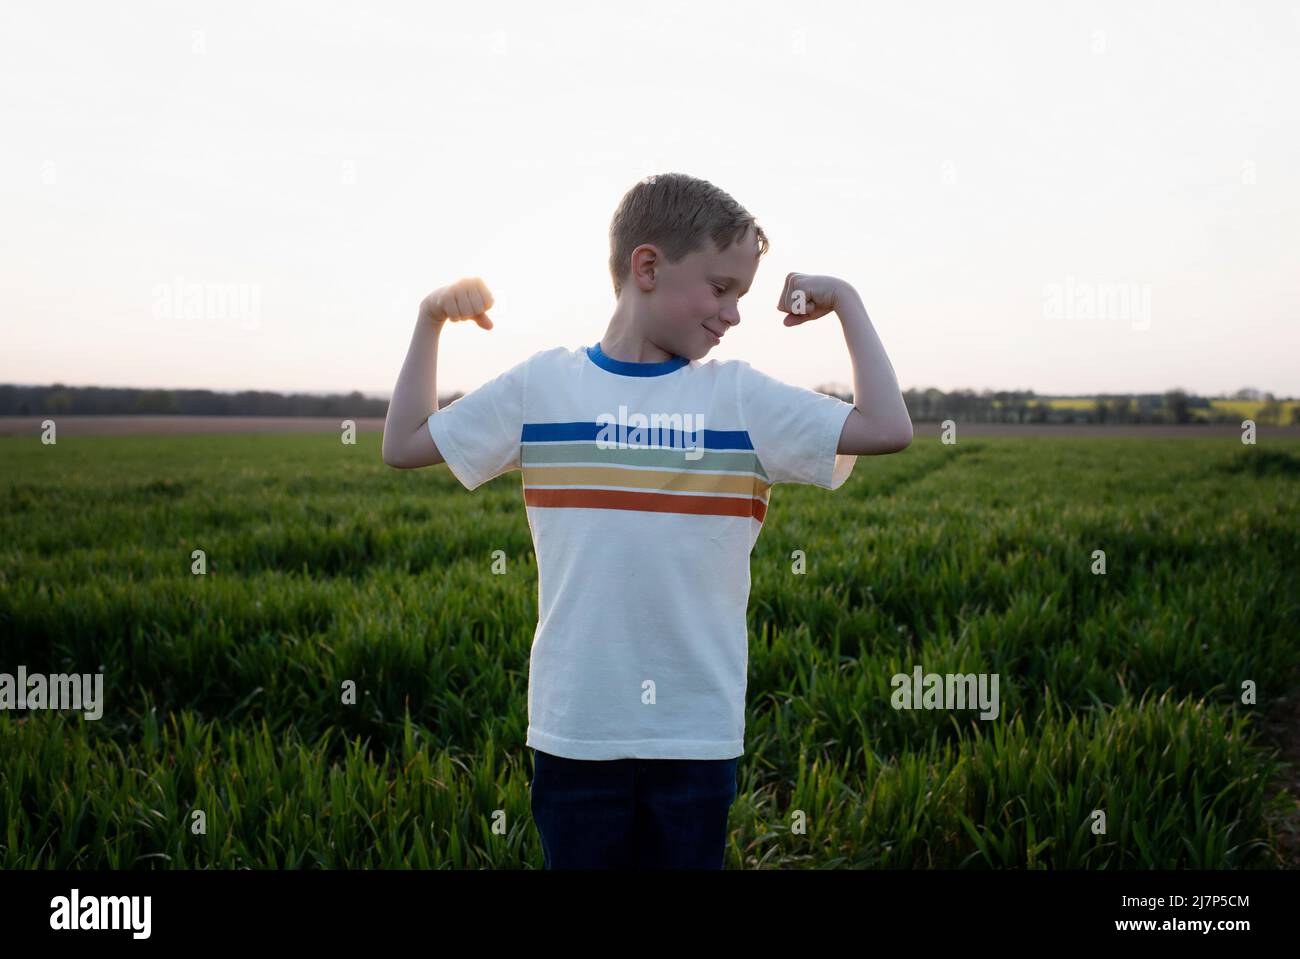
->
[777,272,850,326]
[420,277,495,330]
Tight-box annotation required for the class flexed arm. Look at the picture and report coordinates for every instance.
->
[382,278,494,469]
[778,272,912,454]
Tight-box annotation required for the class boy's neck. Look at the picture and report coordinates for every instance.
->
[601,298,676,364]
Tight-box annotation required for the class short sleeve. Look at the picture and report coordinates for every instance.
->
[736,361,858,490]
[427,353,532,491]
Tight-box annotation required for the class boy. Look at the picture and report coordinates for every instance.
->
[381,173,912,869]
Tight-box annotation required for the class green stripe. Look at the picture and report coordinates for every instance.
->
[521,441,770,481]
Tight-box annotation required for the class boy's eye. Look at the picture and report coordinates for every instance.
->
[712,285,725,295]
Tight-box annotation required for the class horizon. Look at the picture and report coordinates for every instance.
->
[1,380,1292,404]
[3,2,1297,398]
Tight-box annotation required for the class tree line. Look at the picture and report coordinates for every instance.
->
[0,385,397,418]
[812,386,1298,425]
[1,383,1295,425]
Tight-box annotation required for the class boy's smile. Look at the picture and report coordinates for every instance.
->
[679,224,761,356]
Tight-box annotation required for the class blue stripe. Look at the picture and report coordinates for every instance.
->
[521,421,754,450]
[585,343,689,376]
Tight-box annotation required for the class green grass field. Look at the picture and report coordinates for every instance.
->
[2,433,1298,868]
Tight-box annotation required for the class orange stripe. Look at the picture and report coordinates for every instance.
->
[524,486,767,522]
[523,464,770,501]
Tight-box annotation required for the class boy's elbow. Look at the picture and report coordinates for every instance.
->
[383,452,419,470]
[382,424,445,469]
[381,441,409,469]
[843,408,913,454]
[881,409,914,452]
[867,423,912,454]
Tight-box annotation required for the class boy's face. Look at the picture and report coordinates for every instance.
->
[644,225,761,360]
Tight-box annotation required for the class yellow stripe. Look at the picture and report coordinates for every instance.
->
[523,464,771,501]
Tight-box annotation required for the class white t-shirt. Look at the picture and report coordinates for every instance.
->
[428,342,857,759]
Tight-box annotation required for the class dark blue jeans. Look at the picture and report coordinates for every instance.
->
[528,748,739,869]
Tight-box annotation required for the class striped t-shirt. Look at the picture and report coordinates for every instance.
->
[428,342,858,759]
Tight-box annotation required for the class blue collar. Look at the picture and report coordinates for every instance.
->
[585,342,689,377]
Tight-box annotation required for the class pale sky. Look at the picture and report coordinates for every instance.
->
[2,0,1297,399]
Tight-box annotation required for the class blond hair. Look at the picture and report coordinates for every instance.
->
[608,173,770,298]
